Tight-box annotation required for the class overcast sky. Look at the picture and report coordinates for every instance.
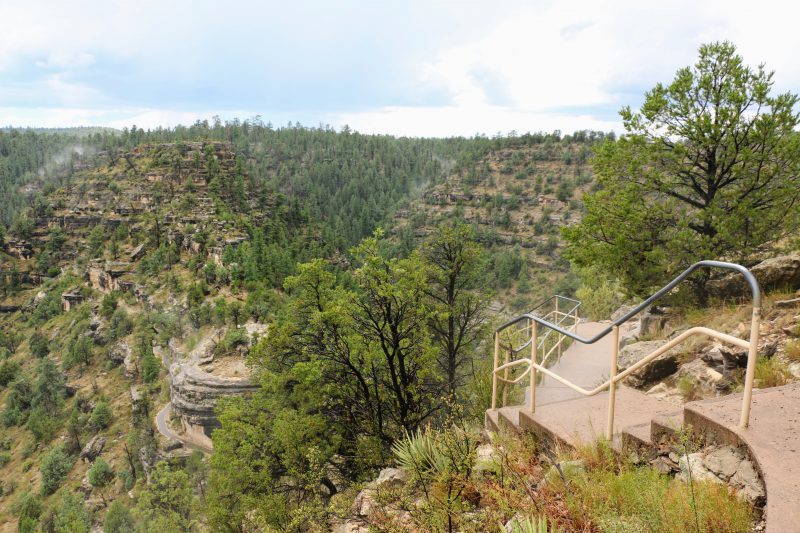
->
[1,0,798,137]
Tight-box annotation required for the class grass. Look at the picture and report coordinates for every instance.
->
[754,357,792,388]
[366,426,755,533]
[677,375,703,401]
[785,339,800,363]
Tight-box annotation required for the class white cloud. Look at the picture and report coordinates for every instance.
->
[35,51,95,69]
[1,0,799,134]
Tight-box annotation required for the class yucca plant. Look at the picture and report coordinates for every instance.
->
[504,516,563,533]
[392,427,449,482]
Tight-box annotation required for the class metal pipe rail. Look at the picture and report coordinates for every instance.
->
[490,260,762,434]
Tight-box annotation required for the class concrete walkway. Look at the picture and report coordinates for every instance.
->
[684,384,800,533]
[486,321,800,533]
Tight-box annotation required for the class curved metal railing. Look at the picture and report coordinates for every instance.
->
[490,260,762,434]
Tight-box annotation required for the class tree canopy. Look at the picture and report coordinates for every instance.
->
[565,41,800,297]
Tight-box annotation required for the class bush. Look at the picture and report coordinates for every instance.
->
[0,451,10,467]
[754,357,791,388]
[39,444,72,495]
[27,407,58,442]
[142,353,160,384]
[89,400,112,431]
[0,359,20,386]
[104,501,136,533]
[29,333,50,358]
[109,308,134,340]
[13,492,42,533]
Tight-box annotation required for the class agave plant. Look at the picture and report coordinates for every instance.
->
[504,516,563,533]
[391,427,450,481]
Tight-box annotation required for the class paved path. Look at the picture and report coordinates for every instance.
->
[487,321,800,533]
[155,402,213,453]
[685,384,800,533]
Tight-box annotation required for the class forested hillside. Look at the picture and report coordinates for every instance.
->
[0,123,601,532]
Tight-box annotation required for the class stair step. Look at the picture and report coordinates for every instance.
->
[484,409,500,432]
[620,421,652,451]
[651,410,684,444]
[498,407,522,434]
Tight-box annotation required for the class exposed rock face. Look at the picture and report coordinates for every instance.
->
[709,254,800,299]
[678,446,766,505]
[86,260,135,294]
[169,359,258,439]
[619,340,679,388]
[79,435,106,462]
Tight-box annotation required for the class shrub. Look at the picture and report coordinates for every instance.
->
[29,333,50,358]
[104,501,136,533]
[0,359,20,386]
[39,444,73,495]
[52,490,90,533]
[27,407,58,442]
[13,492,42,533]
[0,451,10,467]
[109,308,134,340]
[89,400,112,431]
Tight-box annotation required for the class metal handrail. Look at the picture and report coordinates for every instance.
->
[490,260,762,433]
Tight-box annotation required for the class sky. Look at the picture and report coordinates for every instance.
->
[1,0,799,137]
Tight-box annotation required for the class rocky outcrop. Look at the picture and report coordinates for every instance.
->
[619,340,679,388]
[169,359,258,439]
[79,435,106,462]
[709,254,800,299]
[678,445,765,505]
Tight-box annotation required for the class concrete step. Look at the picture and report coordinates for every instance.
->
[683,384,800,533]
[516,386,676,450]
[620,421,652,452]
[650,410,684,445]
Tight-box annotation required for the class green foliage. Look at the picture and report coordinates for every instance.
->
[100,292,119,318]
[88,458,115,494]
[63,334,93,369]
[47,491,91,533]
[135,461,193,531]
[39,444,72,495]
[754,356,791,388]
[566,41,800,299]
[0,359,20,386]
[104,501,136,533]
[13,492,42,533]
[89,400,112,431]
[109,307,134,340]
[506,516,564,533]
[27,407,58,442]
[28,332,49,358]
[574,266,623,321]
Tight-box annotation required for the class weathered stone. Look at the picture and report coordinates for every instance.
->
[639,307,669,337]
[108,340,131,365]
[703,446,744,481]
[79,435,106,462]
[731,458,766,505]
[375,467,409,489]
[353,488,377,517]
[619,340,679,388]
[709,254,800,298]
[678,452,721,483]
[335,520,370,533]
[675,359,723,392]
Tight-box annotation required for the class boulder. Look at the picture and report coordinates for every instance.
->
[107,340,131,365]
[708,254,800,299]
[619,340,679,388]
[678,452,721,483]
[639,306,669,337]
[675,359,723,392]
[374,467,409,489]
[353,488,377,517]
[79,435,106,462]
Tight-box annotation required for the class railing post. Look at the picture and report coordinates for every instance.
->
[491,332,499,410]
[529,321,538,414]
[502,347,510,407]
[739,307,761,429]
[606,325,620,440]
[556,298,562,363]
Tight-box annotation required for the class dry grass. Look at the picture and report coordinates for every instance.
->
[785,339,800,363]
[754,357,792,388]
